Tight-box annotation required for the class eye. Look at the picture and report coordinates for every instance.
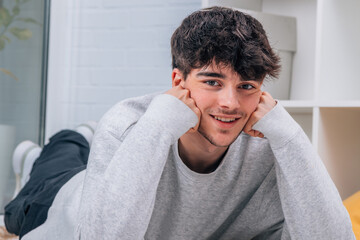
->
[205,80,220,86]
[239,84,255,90]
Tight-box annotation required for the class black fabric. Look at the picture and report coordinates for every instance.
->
[4,130,90,239]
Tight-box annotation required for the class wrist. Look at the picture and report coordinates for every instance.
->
[252,103,301,148]
[146,94,198,140]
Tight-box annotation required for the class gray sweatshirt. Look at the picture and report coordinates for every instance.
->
[23,93,355,239]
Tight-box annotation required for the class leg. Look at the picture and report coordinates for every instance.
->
[12,140,42,197]
[4,128,93,237]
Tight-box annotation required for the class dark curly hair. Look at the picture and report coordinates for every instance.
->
[171,6,280,81]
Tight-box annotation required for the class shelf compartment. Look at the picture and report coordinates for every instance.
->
[284,106,313,142]
[318,107,360,199]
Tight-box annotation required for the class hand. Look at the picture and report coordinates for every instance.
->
[243,91,276,138]
[165,80,201,133]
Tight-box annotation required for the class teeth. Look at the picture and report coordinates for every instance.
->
[214,116,236,122]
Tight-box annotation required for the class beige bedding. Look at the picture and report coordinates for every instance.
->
[0,226,18,240]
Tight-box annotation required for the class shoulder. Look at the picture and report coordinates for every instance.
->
[103,92,159,125]
[97,92,160,139]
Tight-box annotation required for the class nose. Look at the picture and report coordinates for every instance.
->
[218,87,240,110]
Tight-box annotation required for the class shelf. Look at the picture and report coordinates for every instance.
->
[204,0,360,200]
[317,101,360,108]
[279,100,360,108]
[279,100,313,106]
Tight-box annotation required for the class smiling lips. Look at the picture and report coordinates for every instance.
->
[210,114,241,127]
[213,116,237,122]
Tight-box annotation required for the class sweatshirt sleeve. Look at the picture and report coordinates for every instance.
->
[252,103,355,240]
[77,94,198,240]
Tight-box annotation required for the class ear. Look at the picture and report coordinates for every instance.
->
[171,68,185,87]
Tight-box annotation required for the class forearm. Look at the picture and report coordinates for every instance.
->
[253,104,355,239]
[275,130,354,239]
[78,94,198,239]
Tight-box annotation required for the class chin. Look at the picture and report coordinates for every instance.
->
[214,137,239,148]
[198,129,240,148]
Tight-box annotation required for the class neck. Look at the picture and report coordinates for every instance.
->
[178,131,228,173]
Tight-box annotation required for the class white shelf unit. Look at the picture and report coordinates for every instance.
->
[203,0,360,200]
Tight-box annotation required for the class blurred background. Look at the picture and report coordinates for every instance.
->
[0,0,200,213]
[1,0,360,217]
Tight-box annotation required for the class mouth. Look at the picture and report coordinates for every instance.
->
[210,115,241,124]
[213,116,237,122]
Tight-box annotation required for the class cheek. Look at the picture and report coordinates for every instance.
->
[187,89,210,110]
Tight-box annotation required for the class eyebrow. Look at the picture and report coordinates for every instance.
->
[196,72,226,79]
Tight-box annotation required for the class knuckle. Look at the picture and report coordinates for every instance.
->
[252,112,260,119]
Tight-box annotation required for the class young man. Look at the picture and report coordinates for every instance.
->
[4,6,355,239]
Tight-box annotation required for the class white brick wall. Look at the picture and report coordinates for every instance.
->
[46,0,201,140]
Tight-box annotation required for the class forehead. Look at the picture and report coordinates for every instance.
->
[191,61,265,83]
[193,62,240,79]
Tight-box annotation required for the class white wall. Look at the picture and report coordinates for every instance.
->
[46,0,201,140]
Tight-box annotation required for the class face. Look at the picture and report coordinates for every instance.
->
[177,63,263,148]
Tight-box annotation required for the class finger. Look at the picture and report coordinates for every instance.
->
[243,112,261,136]
[175,84,185,92]
[261,91,276,102]
[244,128,264,138]
[254,130,264,138]
[180,80,185,88]
[183,88,190,98]
[243,122,254,136]
[245,129,257,137]
[190,99,201,127]
[193,108,201,131]
[245,115,258,132]
[245,130,255,137]
[259,93,269,104]
[262,91,272,97]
